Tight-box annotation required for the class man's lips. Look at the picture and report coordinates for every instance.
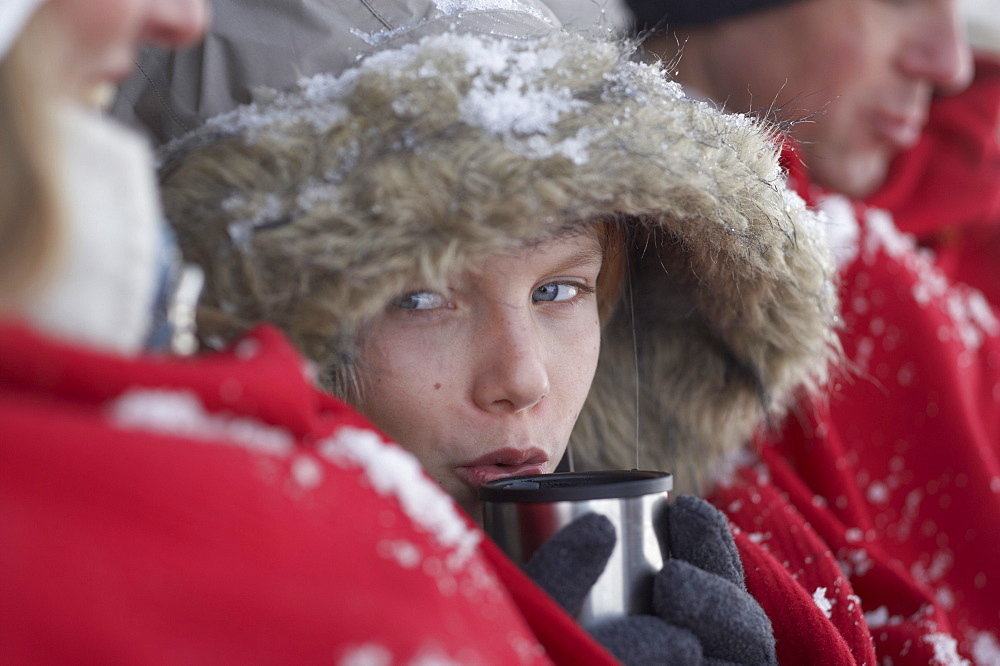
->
[871,110,924,150]
[455,447,550,487]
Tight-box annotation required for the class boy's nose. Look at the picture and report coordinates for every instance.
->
[472,313,550,414]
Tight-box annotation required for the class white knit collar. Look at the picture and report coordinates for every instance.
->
[24,104,165,356]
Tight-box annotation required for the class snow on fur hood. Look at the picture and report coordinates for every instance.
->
[139,0,840,495]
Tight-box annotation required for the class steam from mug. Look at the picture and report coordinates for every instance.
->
[479,470,672,627]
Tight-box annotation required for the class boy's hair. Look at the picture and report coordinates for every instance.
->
[595,219,628,325]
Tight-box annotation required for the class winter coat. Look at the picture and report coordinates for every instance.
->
[118,0,840,500]
[711,57,1000,665]
[0,322,617,665]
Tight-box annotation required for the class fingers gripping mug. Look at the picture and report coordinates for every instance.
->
[479,470,672,627]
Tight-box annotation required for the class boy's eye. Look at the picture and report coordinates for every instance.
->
[392,291,447,310]
[532,283,580,303]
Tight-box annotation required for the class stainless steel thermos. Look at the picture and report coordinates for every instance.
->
[479,470,672,627]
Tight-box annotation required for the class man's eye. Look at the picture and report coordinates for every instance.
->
[532,283,580,303]
[392,291,447,310]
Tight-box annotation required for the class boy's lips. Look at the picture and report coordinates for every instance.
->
[455,447,550,487]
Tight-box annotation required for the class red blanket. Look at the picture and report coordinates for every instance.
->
[0,323,616,665]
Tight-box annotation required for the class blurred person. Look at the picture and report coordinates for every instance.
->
[629,0,973,199]
[600,0,1000,662]
[865,7,1000,305]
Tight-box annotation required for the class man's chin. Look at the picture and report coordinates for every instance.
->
[810,152,890,199]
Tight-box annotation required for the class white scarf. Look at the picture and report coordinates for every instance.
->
[0,0,47,61]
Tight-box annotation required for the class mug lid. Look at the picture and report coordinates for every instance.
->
[478,470,672,503]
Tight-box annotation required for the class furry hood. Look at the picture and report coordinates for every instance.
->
[155,10,839,495]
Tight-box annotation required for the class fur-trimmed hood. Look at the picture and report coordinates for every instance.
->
[144,0,839,495]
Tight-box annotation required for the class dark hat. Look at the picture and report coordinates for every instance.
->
[626,0,803,30]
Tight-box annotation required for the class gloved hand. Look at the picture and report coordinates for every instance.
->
[523,494,777,666]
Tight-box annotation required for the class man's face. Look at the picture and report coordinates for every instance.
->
[676,0,972,197]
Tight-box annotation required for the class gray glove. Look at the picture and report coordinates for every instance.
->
[523,494,777,666]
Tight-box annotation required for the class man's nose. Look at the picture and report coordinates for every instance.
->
[141,0,211,49]
[901,2,973,95]
[471,311,550,415]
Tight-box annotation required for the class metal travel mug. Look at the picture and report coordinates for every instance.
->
[479,470,672,627]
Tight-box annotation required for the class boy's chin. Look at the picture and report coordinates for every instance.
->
[458,496,484,526]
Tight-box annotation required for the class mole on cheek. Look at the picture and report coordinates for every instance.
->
[434,383,442,390]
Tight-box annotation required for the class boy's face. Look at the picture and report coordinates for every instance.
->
[356,232,604,523]
[680,0,972,198]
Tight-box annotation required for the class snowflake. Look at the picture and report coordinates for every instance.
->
[813,587,833,618]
